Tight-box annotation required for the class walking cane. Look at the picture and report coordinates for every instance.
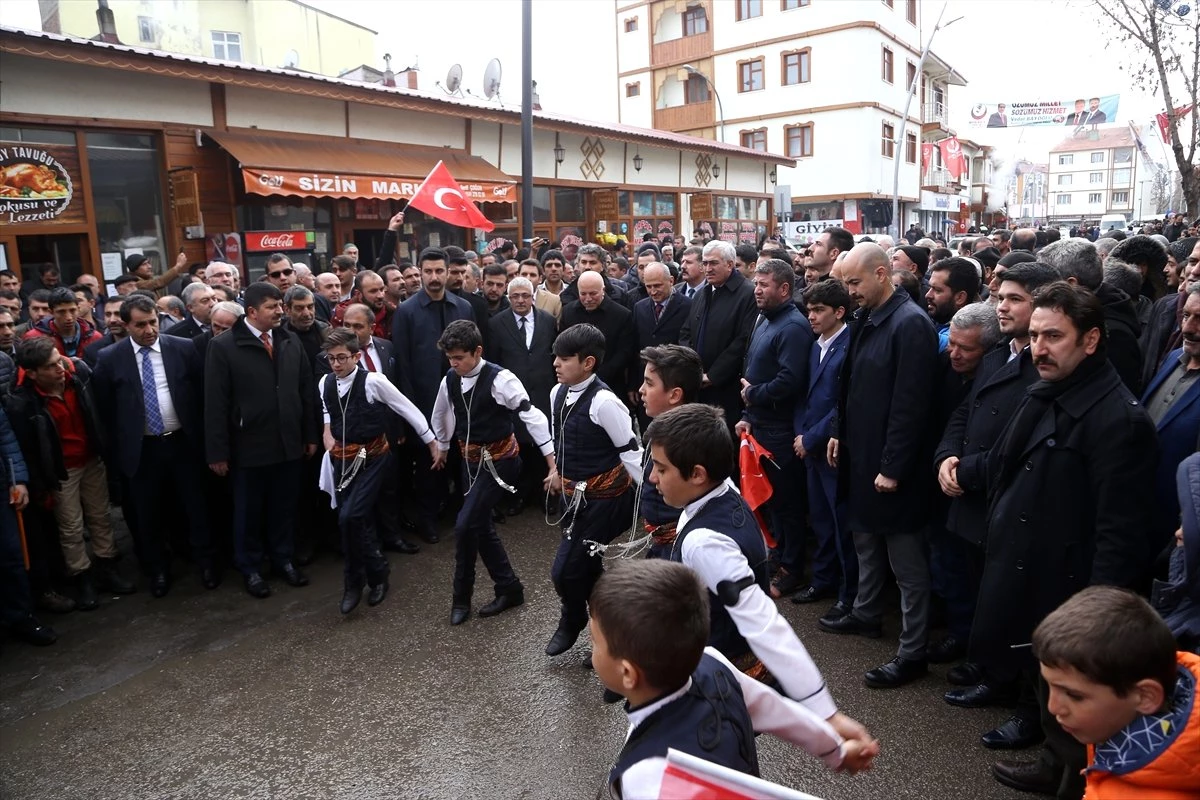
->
[9,458,29,571]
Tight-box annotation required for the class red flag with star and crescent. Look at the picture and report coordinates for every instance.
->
[406,160,495,232]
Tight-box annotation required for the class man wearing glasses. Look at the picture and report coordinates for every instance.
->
[265,253,296,292]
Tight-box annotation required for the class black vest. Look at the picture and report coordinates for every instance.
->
[552,378,623,481]
[672,487,770,661]
[607,653,759,800]
[447,362,513,444]
[324,369,389,444]
[640,457,678,529]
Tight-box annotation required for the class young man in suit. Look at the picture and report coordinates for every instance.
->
[91,294,215,597]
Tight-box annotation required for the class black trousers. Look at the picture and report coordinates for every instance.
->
[124,434,213,575]
[1036,671,1087,800]
[550,488,636,626]
[373,450,407,547]
[452,454,522,603]
[409,435,449,523]
[335,453,389,589]
[232,459,301,576]
[0,502,33,624]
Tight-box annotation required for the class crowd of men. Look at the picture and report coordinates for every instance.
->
[1,209,1198,799]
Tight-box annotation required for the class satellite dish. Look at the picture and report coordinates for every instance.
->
[283,49,300,69]
[483,58,502,100]
[444,63,463,95]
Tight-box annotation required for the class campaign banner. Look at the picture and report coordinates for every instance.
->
[969,95,1120,128]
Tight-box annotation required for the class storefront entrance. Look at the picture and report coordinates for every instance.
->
[3,233,89,288]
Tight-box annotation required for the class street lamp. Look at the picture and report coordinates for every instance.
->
[682,64,726,143]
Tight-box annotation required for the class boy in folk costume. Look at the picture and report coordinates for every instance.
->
[431,320,553,626]
[318,329,438,614]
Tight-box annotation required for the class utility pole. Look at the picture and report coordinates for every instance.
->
[520,0,533,242]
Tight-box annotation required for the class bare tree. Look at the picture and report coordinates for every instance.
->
[1094,0,1199,215]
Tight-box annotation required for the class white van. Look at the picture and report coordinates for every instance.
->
[1099,214,1128,234]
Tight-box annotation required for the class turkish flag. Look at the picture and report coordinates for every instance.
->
[407,160,496,232]
[738,431,777,549]
[1157,105,1194,144]
[939,137,965,182]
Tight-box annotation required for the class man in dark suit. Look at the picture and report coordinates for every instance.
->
[83,296,128,368]
[987,103,1008,128]
[633,262,690,353]
[205,282,318,599]
[560,244,630,309]
[167,283,214,341]
[678,241,758,428]
[1085,96,1107,125]
[559,271,635,397]
[445,247,491,352]
[281,285,328,376]
[92,295,216,597]
[1065,99,1086,126]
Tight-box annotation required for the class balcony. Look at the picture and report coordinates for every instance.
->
[922,167,949,190]
[654,98,715,133]
[921,102,949,132]
[651,31,713,68]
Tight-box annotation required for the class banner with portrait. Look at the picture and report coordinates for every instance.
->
[968,95,1120,129]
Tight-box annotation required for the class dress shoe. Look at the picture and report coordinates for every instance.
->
[769,568,802,598]
[293,550,315,567]
[818,600,850,624]
[416,520,440,544]
[397,511,417,532]
[927,635,967,664]
[9,616,57,646]
[150,572,171,599]
[602,688,623,704]
[201,567,222,590]
[864,656,928,689]
[450,605,470,625]
[340,586,362,614]
[367,581,388,607]
[244,573,271,599]
[818,612,882,638]
[503,498,524,517]
[944,682,1018,709]
[991,758,1059,795]
[545,619,585,656]
[947,661,985,686]
[75,574,99,611]
[982,715,1045,750]
[92,559,136,594]
[382,538,420,555]
[36,590,76,614]
[277,563,309,587]
[479,589,525,618]
[792,585,836,604]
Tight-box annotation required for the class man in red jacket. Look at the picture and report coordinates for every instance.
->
[23,287,103,360]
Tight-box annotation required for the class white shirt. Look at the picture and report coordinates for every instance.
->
[549,375,643,484]
[1008,338,1027,363]
[512,310,535,350]
[816,323,848,364]
[360,339,384,373]
[132,336,180,433]
[242,318,272,348]
[676,481,838,719]
[318,371,434,444]
[431,360,553,455]
[616,646,845,800]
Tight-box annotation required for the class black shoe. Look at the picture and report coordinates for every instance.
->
[382,538,420,555]
[277,563,309,587]
[367,581,388,607]
[479,589,525,618]
[150,572,170,599]
[416,520,440,544]
[398,511,417,532]
[865,656,928,688]
[244,573,271,599]
[545,619,585,656]
[450,605,471,625]
[340,586,362,615]
[503,498,524,517]
[945,682,1018,709]
[982,715,1045,750]
[818,600,850,624]
[75,574,99,611]
[36,590,76,614]
[818,612,882,638]
[927,635,967,664]
[9,616,57,646]
[492,507,507,524]
[947,661,985,686]
[92,559,136,595]
[769,568,803,598]
[602,688,623,704]
[201,567,222,590]
[991,758,1059,795]
[792,585,837,604]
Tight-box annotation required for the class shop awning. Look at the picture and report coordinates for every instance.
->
[205,129,516,203]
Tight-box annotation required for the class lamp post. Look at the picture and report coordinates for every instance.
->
[891,3,961,241]
[682,64,725,144]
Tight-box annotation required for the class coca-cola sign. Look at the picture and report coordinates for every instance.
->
[243,230,315,252]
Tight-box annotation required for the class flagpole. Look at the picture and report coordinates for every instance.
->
[520,0,534,243]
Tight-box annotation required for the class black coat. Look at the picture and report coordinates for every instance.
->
[935,345,1039,547]
[391,290,475,414]
[836,291,940,534]
[167,315,205,340]
[83,331,121,368]
[1140,292,1182,389]
[203,319,318,468]
[1096,282,1145,396]
[678,270,758,425]
[560,273,632,310]
[633,293,691,353]
[488,307,557,415]
[454,289,493,353]
[559,297,636,396]
[282,318,329,377]
[972,359,1160,673]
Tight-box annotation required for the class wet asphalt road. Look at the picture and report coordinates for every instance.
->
[0,509,1028,800]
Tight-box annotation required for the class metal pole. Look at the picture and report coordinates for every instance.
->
[705,75,726,144]
[520,0,534,242]
[892,1,948,241]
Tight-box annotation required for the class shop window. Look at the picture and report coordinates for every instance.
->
[618,190,631,216]
[716,196,738,219]
[737,0,763,20]
[655,193,676,216]
[532,185,552,223]
[782,49,810,85]
[211,31,242,62]
[739,58,765,92]
[882,46,894,83]
[86,132,166,268]
[632,192,655,217]
[0,126,75,145]
[785,124,813,158]
[554,188,586,221]
[683,5,708,35]
[881,122,895,158]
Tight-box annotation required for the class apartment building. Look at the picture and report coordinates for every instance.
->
[1006,160,1049,226]
[1047,128,1138,225]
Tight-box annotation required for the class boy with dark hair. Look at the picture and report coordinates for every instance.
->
[1033,586,1200,798]
[591,559,865,799]
[431,320,555,625]
[318,328,437,614]
[544,323,643,657]
[645,403,876,752]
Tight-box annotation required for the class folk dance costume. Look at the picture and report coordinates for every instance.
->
[319,369,434,594]
[549,376,643,647]
[640,457,678,560]
[431,360,551,610]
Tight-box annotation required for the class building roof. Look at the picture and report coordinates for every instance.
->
[1049,128,1135,153]
[925,51,968,87]
[0,25,793,166]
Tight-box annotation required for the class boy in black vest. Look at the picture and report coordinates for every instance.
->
[431,320,554,626]
[591,559,863,800]
[545,323,643,657]
[318,329,438,614]
[645,403,879,755]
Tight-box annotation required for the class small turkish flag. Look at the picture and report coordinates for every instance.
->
[407,160,495,232]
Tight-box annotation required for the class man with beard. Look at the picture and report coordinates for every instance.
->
[481,265,511,317]
[539,250,568,296]
[281,285,328,375]
[925,258,981,352]
[445,247,491,347]
[806,228,855,286]
[83,296,128,368]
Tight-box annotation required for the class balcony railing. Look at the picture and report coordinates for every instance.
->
[651,30,713,68]
[922,167,949,189]
[922,102,948,128]
[654,98,715,133]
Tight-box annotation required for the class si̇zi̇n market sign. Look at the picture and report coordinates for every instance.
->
[0,145,74,223]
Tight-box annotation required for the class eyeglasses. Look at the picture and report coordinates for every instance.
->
[508,292,533,300]
[701,259,723,267]
[327,354,356,364]
[269,269,294,278]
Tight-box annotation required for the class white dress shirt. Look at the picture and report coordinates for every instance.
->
[816,322,848,364]
[549,374,643,484]
[431,359,553,455]
[676,480,838,719]
[318,371,434,443]
[133,336,180,433]
[242,318,272,348]
[360,339,384,373]
[616,646,846,799]
[513,310,534,350]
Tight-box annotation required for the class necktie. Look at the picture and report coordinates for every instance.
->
[654,302,664,322]
[363,346,376,372]
[519,315,530,350]
[140,347,164,435]
[260,331,273,359]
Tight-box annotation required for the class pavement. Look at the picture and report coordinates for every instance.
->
[1,508,1030,800]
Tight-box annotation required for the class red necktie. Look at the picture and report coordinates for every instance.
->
[363,347,376,372]
[260,332,273,359]
[654,302,664,321]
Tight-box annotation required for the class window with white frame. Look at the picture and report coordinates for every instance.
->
[138,16,154,42]
[1089,172,1103,184]
[1058,174,1073,186]
[1057,195,1072,205]
[1058,154,1074,165]
[1090,152,1105,163]
[1112,191,1129,204]
[211,31,242,61]
[1088,193,1102,204]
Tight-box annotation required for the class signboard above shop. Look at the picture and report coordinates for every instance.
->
[0,142,83,226]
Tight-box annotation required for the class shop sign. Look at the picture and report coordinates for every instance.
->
[782,219,846,238]
[241,168,515,203]
[0,144,75,224]
[592,188,619,219]
[244,230,315,253]
[690,192,714,220]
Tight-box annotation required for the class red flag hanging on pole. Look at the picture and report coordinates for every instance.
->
[939,137,965,182]
[1157,105,1194,144]
[920,142,934,178]
[406,160,496,232]
[738,431,777,549]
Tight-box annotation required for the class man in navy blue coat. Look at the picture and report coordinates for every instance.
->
[92,294,215,596]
